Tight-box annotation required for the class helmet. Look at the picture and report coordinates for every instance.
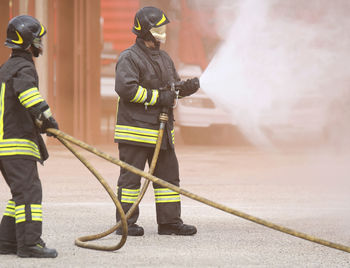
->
[5,15,46,50]
[132,6,169,43]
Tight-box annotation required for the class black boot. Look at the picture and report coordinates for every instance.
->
[116,223,144,236]
[17,243,58,258]
[0,241,17,255]
[158,223,197,236]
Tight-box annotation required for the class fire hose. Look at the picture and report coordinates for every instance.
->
[51,110,169,251]
[44,126,350,254]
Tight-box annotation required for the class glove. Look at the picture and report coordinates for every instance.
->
[176,77,200,97]
[158,90,177,107]
[40,116,59,137]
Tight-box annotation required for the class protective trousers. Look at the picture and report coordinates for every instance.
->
[116,143,182,225]
[0,158,42,249]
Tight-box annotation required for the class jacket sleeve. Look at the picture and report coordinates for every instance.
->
[13,65,45,108]
[115,51,160,107]
[169,54,181,83]
[13,65,51,119]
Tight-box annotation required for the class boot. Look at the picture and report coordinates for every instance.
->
[158,223,197,236]
[116,223,144,236]
[17,243,58,258]
[0,241,17,255]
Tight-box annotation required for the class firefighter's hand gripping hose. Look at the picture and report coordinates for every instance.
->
[45,128,350,254]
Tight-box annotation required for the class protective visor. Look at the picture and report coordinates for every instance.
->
[33,37,43,49]
[150,25,167,44]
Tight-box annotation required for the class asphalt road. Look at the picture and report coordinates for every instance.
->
[0,143,349,267]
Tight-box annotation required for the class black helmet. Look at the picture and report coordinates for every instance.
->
[5,15,46,50]
[132,6,169,39]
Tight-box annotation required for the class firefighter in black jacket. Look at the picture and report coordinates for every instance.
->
[114,7,200,236]
[0,15,58,258]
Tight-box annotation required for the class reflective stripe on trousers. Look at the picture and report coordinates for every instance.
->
[118,187,141,204]
[12,203,42,224]
[154,188,180,203]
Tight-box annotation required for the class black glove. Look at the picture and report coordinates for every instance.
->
[176,77,200,97]
[40,116,59,137]
[158,90,177,107]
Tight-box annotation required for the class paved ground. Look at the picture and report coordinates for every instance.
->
[0,142,350,267]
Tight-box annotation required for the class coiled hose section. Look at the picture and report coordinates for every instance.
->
[46,128,350,254]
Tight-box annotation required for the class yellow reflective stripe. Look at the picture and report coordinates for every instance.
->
[115,125,158,136]
[30,204,42,221]
[121,188,140,195]
[154,188,180,203]
[120,188,140,203]
[32,213,42,222]
[15,205,25,213]
[4,200,15,217]
[30,204,42,212]
[0,149,41,158]
[16,216,26,223]
[155,196,181,203]
[130,86,142,102]
[4,203,15,217]
[156,14,166,26]
[18,87,44,108]
[154,188,178,195]
[115,97,120,126]
[20,91,40,103]
[114,132,158,144]
[115,125,159,144]
[22,96,44,108]
[115,125,175,145]
[39,24,45,36]
[0,139,39,149]
[0,139,41,159]
[0,83,5,140]
[139,88,147,103]
[15,205,26,223]
[145,90,159,106]
[121,196,138,203]
[12,31,23,44]
[5,209,15,215]
[5,204,15,212]
[134,18,141,30]
[130,86,147,103]
[18,87,39,100]
[0,149,40,158]
[7,200,15,207]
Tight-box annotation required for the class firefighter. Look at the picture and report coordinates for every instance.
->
[0,15,58,258]
[114,6,200,236]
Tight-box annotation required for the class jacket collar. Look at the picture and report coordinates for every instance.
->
[11,49,34,63]
[135,37,160,56]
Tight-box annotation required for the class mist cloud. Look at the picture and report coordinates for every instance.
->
[200,0,350,150]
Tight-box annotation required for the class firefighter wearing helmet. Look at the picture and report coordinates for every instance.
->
[0,15,58,258]
[114,6,200,236]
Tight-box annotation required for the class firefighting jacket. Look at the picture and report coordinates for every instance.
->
[114,38,180,149]
[0,50,48,163]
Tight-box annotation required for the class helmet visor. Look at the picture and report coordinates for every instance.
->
[150,25,167,44]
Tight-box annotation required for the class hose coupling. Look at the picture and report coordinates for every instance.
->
[159,112,168,122]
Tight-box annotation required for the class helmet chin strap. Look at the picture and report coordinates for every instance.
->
[142,31,160,49]
[29,45,42,57]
